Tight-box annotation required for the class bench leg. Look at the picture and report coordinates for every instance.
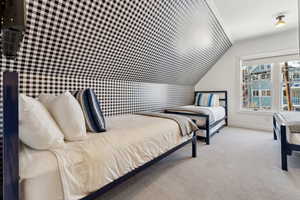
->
[192,134,197,158]
[273,130,277,140]
[273,116,277,140]
[287,149,292,156]
[206,129,210,145]
[280,125,288,171]
[281,147,288,171]
[205,116,210,145]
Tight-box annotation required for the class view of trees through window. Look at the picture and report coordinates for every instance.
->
[241,60,300,111]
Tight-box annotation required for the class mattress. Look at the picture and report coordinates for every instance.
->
[20,114,191,200]
[165,105,226,126]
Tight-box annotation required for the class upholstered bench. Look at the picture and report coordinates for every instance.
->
[273,112,300,171]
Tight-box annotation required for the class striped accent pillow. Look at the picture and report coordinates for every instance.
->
[73,89,106,133]
[195,93,219,107]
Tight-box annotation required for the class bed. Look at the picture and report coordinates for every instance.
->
[2,71,198,200]
[273,112,300,171]
[165,91,228,145]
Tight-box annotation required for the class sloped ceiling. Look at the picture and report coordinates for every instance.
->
[1,0,231,85]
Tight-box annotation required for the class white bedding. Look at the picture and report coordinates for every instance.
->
[166,105,226,126]
[20,114,191,200]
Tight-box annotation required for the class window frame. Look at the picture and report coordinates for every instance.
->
[236,49,300,115]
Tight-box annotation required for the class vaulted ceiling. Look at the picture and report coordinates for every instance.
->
[1,0,231,85]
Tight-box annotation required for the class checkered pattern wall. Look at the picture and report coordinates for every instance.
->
[1,0,231,85]
[17,73,194,116]
[0,0,231,118]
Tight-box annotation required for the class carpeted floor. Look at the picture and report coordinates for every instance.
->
[97,127,300,200]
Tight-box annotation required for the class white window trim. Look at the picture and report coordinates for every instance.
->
[240,49,299,61]
[236,49,300,115]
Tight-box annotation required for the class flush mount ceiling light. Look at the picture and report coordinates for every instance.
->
[275,14,286,28]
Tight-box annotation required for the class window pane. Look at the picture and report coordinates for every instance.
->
[241,64,272,111]
[281,60,300,111]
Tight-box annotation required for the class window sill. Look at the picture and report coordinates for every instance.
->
[237,110,275,116]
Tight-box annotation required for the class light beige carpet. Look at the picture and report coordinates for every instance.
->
[97,127,300,200]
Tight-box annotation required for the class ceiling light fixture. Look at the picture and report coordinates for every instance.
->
[275,15,286,28]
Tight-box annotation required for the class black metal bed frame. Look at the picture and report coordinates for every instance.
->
[273,114,300,171]
[2,71,197,200]
[165,91,228,145]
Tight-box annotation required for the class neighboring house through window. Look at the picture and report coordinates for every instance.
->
[240,51,300,112]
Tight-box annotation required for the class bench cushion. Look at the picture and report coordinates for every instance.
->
[275,112,300,145]
[288,131,300,145]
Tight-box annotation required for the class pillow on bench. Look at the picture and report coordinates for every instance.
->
[289,125,300,133]
[73,89,106,133]
[19,94,65,149]
[195,93,219,107]
[39,92,87,141]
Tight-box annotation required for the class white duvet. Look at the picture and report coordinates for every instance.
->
[20,114,191,200]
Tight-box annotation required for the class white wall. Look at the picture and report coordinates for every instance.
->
[195,29,299,131]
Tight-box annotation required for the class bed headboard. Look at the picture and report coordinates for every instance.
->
[2,71,19,200]
[194,90,228,125]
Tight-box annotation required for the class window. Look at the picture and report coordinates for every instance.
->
[240,51,300,112]
[241,64,272,111]
[281,60,300,111]
[252,90,259,97]
[261,89,271,96]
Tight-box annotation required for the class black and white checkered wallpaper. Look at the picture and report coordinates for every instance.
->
[1,0,231,85]
[18,73,194,116]
[0,0,231,115]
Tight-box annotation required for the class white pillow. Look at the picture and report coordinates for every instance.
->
[19,94,65,150]
[39,92,87,141]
